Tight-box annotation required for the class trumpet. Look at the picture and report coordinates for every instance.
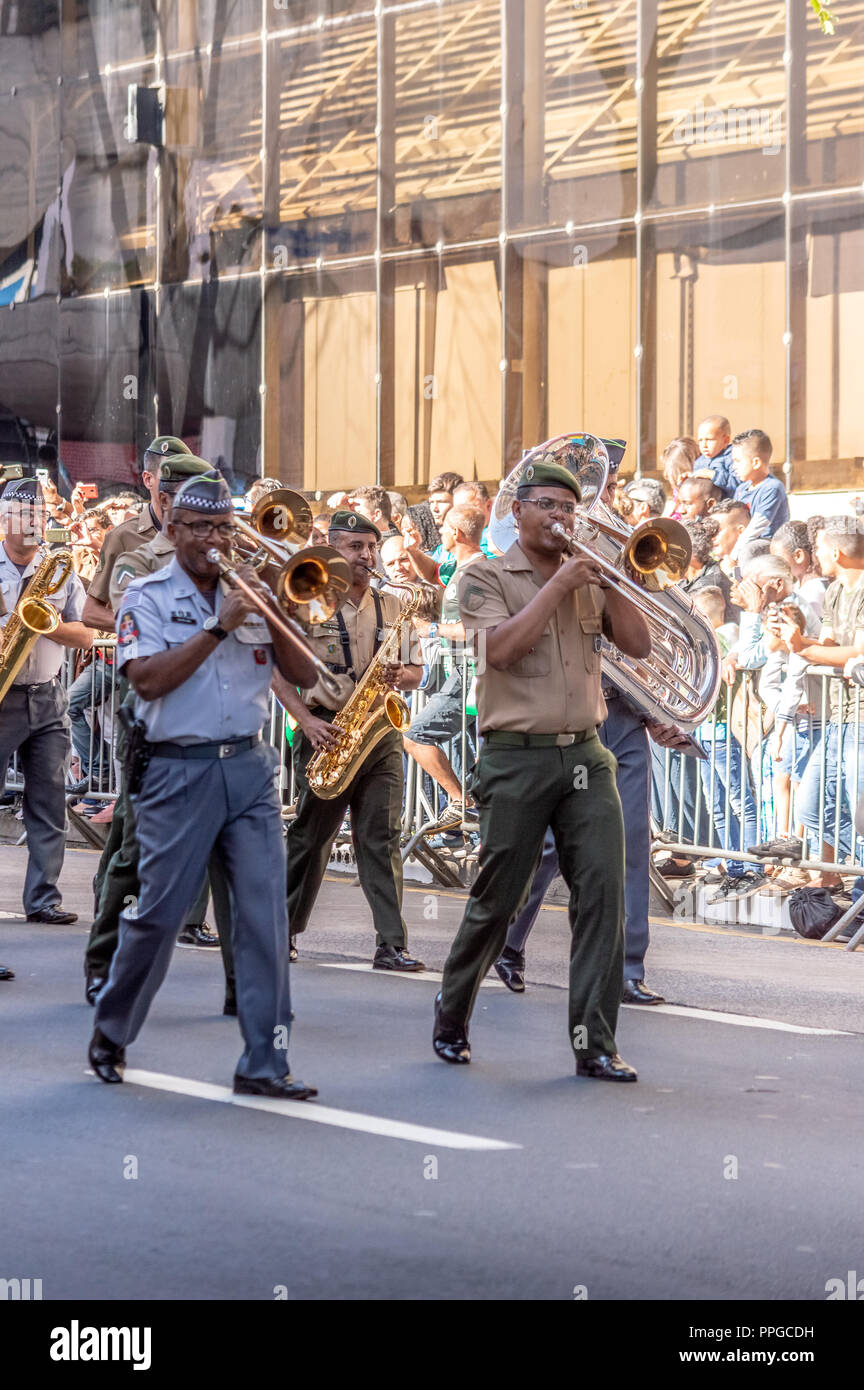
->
[231,489,351,625]
[205,549,341,700]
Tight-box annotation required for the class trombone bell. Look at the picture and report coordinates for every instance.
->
[275,546,353,624]
[622,518,691,581]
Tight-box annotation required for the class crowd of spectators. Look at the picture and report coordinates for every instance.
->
[5,412,864,915]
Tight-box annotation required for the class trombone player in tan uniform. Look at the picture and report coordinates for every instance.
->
[433,460,651,1080]
[281,510,426,971]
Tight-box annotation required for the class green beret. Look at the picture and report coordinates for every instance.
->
[328,509,381,542]
[158,453,215,491]
[144,435,191,463]
[517,460,582,502]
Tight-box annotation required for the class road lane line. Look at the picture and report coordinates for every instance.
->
[623,1002,849,1035]
[123,1069,521,1151]
[315,962,505,987]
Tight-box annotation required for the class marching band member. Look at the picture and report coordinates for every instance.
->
[433,460,651,1080]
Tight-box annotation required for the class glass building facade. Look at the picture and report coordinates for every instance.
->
[0,0,862,497]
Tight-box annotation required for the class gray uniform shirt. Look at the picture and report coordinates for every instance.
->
[116,556,274,744]
[0,544,85,685]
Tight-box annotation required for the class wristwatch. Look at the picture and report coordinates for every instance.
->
[203,615,229,642]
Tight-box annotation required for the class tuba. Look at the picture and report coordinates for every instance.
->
[0,548,75,706]
[231,488,352,626]
[488,434,720,730]
[306,582,426,800]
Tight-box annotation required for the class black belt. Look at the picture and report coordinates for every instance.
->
[484,730,596,748]
[149,733,262,760]
[9,677,60,694]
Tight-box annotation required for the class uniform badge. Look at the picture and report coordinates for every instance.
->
[115,564,135,591]
[118,612,139,645]
[169,609,196,625]
[524,463,534,481]
[461,583,487,613]
[254,648,267,664]
[347,514,357,528]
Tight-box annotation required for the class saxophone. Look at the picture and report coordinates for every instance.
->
[306,582,426,800]
[0,548,75,706]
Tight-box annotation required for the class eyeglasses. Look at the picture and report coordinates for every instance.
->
[521,497,577,516]
[174,520,237,540]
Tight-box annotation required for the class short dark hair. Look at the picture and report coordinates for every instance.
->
[693,585,726,624]
[679,474,721,502]
[445,504,486,546]
[349,485,392,522]
[820,516,864,560]
[733,429,773,465]
[713,498,751,523]
[737,538,772,570]
[454,480,490,502]
[683,519,714,567]
[428,472,464,496]
[771,519,812,561]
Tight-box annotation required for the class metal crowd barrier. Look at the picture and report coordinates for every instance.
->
[6,639,864,944]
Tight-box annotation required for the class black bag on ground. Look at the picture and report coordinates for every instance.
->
[788,887,842,939]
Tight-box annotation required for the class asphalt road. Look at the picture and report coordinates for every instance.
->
[2,845,863,1301]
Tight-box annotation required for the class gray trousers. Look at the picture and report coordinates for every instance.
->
[96,741,292,1080]
[0,680,70,915]
[506,695,652,981]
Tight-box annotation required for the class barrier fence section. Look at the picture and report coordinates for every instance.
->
[5,645,864,924]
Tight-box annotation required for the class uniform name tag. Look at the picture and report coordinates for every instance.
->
[170,610,197,625]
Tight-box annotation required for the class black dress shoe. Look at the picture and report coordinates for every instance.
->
[88,1026,126,1084]
[494,945,525,993]
[176,923,219,948]
[373,943,425,972]
[0,964,14,981]
[85,971,107,1006]
[621,978,665,1006]
[27,906,78,925]
[433,991,471,1064]
[289,937,298,962]
[233,1074,317,1101]
[576,1053,638,1083]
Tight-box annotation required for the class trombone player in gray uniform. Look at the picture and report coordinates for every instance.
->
[89,473,319,1101]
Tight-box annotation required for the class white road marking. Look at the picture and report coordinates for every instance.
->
[315,962,505,987]
[123,1069,520,1151]
[623,1002,850,1036]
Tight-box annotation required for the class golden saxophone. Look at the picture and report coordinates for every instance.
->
[306,582,426,800]
[0,548,75,705]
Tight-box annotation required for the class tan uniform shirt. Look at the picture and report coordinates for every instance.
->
[88,506,158,608]
[302,584,422,712]
[458,541,608,733]
[109,531,175,610]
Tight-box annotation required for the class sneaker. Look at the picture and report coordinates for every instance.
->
[177,923,220,949]
[707,871,767,904]
[656,856,694,878]
[748,835,804,860]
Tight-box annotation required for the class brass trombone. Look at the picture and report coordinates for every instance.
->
[231,488,351,626]
[205,548,341,700]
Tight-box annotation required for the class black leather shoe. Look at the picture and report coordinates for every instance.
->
[289,937,298,962]
[621,978,665,1006]
[27,906,78,925]
[0,964,14,981]
[494,945,525,993]
[576,1053,638,1083]
[176,923,219,948]
[433,991,471,1064]
[373,943,425,972]
[85,970,107,1006]
[88,1026,126,1084]
[233,1073,317,1101]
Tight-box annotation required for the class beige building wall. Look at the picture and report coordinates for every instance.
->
[547,257,637,453]
[303,291,377,492]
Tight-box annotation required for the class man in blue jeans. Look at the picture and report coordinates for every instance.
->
[787,518,864,883]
